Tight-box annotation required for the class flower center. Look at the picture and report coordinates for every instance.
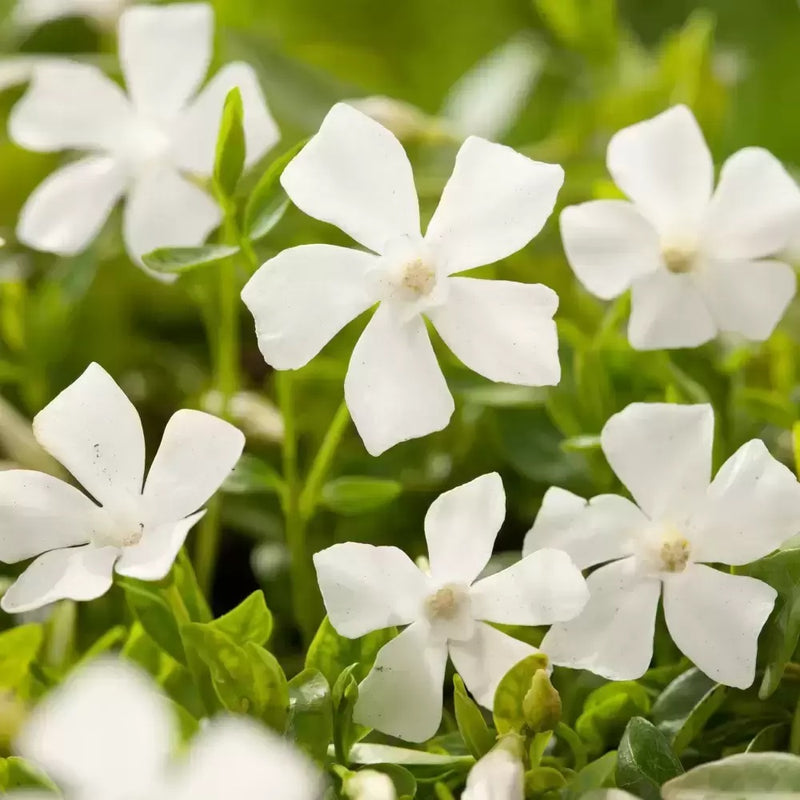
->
[90,501,147,549]
[661,244,697,274]
[422,582,474,641]
[425,584,464,620]
[660,535,691,573]
[400,258,436,297]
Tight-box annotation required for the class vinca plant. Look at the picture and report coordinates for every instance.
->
[2,1,800,799]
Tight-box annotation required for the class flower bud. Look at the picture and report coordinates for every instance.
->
[522,669,561,733]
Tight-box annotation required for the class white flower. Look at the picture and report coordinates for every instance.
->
[314,473,588,742]
[9,3,278,273]
[241,103,563,456]
[10,658,323,800]
[560,105,800,349]
[525,402,800,688]
[344,770,397,800]
[0,362,244,613]
[14,0,129,29]
[462,748,524,800]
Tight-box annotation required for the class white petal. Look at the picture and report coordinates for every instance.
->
[1,545,118,614]
[703,147,800,260]
[663,564,776,688]
[168,717,323,800]
[143,410,244,523]
[0,471,95,563]
[33,363,145,508]
[428,277,560,386]
[424,472,505,585]
[607,105,713,239]
[173,62,279,174]
[281,103,420,253]
[560,200,662,300]
[123,168,222,269]
[464,749,524,800]
[696,258,796,341]
[469,548,588,626]
[9,61,134,152]
[313,542,429,638]
[449,622,537,709]
[115,510,206,582]
[522,487,643,569]
[690,439,800,565]
[344,303,454,456]
[16,658,174,796]
[628,270,716,350]
[17,156,126,256]
[355,622,449,742]
[601,402,713,522]
[241,245,377,370]
[425,136,563,273]
[119,3,212,118]
[541,558,660,681]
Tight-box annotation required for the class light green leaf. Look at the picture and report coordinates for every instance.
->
[616,717,684,800]
[0,624,43,688]
[0,756,57,792]
[320,476,403,516]
[214,86,246,198]
[211,590,273,646]
[223,453,285,497]
[453,673,495,760]
[332,664,368,765]
[142,244,241,275]
[288,668,333,763]
[575,681,651,756]
[120,578,186,665]
[564,752,618,799]
[492,651,550,735]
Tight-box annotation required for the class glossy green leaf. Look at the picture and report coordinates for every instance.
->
[320,476,403,516]
[288,668,333,763]
[214,86,246,198]
[453,673,495,760]
[211,590,273,646]
[141,244,241,275]
[616,717,684,800]
[332,664,368,764]
[492,651,550,734]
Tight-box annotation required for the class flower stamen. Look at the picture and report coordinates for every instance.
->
[662,245,696,274]
[660,536,691,573]
[401,258,436,296]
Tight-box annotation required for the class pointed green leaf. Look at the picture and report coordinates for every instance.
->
[617,717,684,800]
[320,476,403,516]
[453,673,495,760]
[211,590,273,646]
[214,86,246,198]
[142,244,241,275]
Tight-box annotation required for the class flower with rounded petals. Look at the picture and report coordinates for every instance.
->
[560,105,800,349]
[0,363,244,613]
[525,402,800,688]
[242,103,564,456]
[9,658,323,800]
[9,3,278,274]
[314,472,588,742]
[463,747,524,800]
[14,0,129,29]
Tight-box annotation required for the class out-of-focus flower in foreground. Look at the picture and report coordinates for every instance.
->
[463,747,524,800]
[314,472,588,741]
[13,0,130,29]
[0,362,244,613]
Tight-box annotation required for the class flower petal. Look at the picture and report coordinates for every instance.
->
[469,548,588,626]
[703,147,800,260]
[663,564,776,688]
[449,622,537,709]
[115,510,206,582]
[344,303,454,456]
[281,103,420,253]
[33,363,145,508]
[689,439,800,566]
[424,136,563,273]
[696,259,796,341]
[464,749,524,800]
[173,62,279,174]
[607,105,713,239]
[355,621,449,742]
[601,402,713,522]
[424,472,505,586]
[522,487,643,569]
[0,471,95,563]
[16,658,174,796]
[9,61,134,152]
[17,156,126,256]
[560,200,662,300]
[241,245,378,370]
[123,167,222,270]
[143,410,244,524]
[541,558,660,681]
[428,277,560,386]
[1,544,118,614]
[628,270,716,350]
[313,542,429,638]
[119,3,212,118]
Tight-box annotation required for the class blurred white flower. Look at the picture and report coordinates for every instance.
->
[14,0,129,29]
[0,362,244,613]
[314,472,588,741]
[9,658,323,800]
[526,402,800,688]
[463,747,524,800]
[560,105,800,349]
[9,3,278,274]
[344,770,397,800]
[242,103,563,455]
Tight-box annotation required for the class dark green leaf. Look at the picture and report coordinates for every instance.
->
[453,674,495,760]
[120,577,186,665]
[320,476,403,516]
[142,244,241,275]
[617,717,684,800]
[332,664,368,764]
[214,86,246,198]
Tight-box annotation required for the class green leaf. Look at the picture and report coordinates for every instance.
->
[662,752,800,798]
[332,664,368,765]
[564,752,618,800]
[575,681,651,755]
[213,86,246,198]
[492,651,550,735]
[142,244,241,275]
[319,476,403,516]
[120,578,186,665]
[616,717,684,800]
[0,624,43,688]
[122,622,163,676]
[0,756,58,792]
[78,625,127,664]
[746,722,787,753]
[525,765,566,794]
[223,453,285,496]
[211,590,273,646]
[453,673,495,760]
[288,668,333,763]
[243,641,291,731]
[347,743,473,782]
[174,550,213,624]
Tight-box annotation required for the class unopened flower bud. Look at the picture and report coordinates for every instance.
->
[522,669,561,733]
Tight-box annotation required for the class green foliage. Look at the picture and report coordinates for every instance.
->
[214,87,247,200]
[319,476,403,516]
[0,625,42,689]
[453,674,495,760]
[616,718,684,800]
[142,244,241,275]
[287,668,333,763]
[575,682,651,756]
[492,652,550,735]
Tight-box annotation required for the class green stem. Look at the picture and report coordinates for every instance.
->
[790,698,800,754]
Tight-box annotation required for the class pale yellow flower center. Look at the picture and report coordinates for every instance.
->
[660,534,691,573]
[662,245,697,274]
[400,258,436,296]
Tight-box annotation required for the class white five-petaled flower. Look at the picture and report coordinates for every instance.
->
[9,2,278,274]
[242,102,564,456]
[462,748,524,800]
[0,363,244,613]
[14,0,129,29]
[8,658,323,800]
[560,105,800,349]
[525,402,800,688]
[314,472,588,742]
